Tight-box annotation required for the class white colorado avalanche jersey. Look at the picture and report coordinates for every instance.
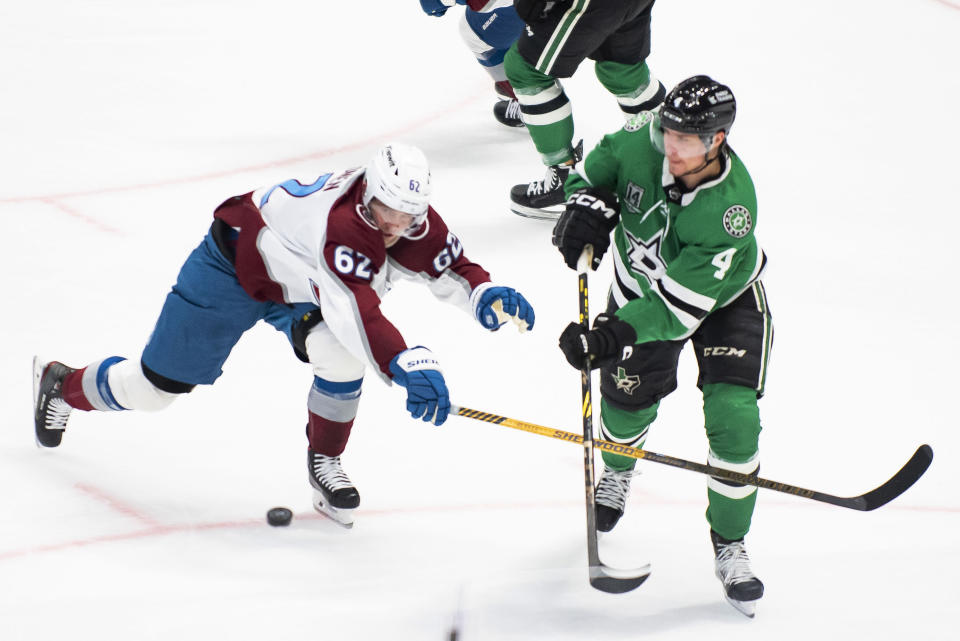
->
[212,166,491,380]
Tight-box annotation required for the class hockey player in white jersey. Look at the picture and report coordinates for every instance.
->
[418,0,526,127]
[32,142,535,527]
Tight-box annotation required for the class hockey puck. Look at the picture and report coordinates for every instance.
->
[266,507,293,527]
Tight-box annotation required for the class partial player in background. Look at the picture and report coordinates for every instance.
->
[505,0,666,219]
[418,0,526,127]
[33,142,535,528]
[552,76,771,617]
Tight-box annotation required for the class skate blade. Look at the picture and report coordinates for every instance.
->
[32,356,43,408]
[509,204,562,221]
[312,492,355,529]
[724,594,758,618]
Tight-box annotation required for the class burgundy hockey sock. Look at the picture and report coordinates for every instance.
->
[60,369,96,411]
[307,412,354,457]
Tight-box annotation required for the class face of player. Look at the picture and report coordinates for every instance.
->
[662,129,724,177]
[368,199,416,244]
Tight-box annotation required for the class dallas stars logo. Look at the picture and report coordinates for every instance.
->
[722,205,752,238]
[624,228,667,283]
[611,367,641,395]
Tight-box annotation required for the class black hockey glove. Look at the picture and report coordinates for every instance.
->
[290,308,324,363]
[558,314,637,371]
[551,187,620,271]
[515,0,573,22]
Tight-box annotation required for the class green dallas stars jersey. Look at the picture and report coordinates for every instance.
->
[565,111,767,344]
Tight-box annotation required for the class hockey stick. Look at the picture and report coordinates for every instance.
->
[450,405,933,512]
[574,246,651,594]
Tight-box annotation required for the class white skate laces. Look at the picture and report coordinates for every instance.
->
[42,397,72,431]
[714,538,758,586]
[311,454,353,492]
[596,467,636,511]
[526,164,566,196]
[503,100,522,121]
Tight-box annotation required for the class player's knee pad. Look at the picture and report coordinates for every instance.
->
[702,383,761,463]
[598,340,683,412]
[304,324,366,383]
[107,358,179,411]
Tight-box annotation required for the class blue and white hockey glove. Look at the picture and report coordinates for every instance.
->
[419,0,457,17]
[389,346,450,426]
[471,284,536,332]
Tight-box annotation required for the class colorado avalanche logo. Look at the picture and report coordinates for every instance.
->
[722,205,752,238]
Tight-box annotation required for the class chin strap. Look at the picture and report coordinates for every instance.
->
[675,144,724,178]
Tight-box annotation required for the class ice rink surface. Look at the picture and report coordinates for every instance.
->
[2,1,959,639]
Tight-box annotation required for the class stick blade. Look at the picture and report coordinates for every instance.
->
[855,444,934,511]
[589,563,652,594]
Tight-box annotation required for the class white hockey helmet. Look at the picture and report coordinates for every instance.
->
[362,143,432,229]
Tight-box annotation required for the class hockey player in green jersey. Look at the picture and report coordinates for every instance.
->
[553,75,772,617]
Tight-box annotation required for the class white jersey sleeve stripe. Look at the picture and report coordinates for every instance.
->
[649,284,701,330]
[613,250,646,299]
[659,273,716,314]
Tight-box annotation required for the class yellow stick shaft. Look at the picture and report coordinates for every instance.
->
[451,405,648,460]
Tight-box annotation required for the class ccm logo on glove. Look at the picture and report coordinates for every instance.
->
[568,192,618,220]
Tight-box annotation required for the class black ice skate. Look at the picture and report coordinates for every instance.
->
[509,141,582,220]
[711,529,765,618]
[32,356,77,448]
[493,99,524,128]
[595,465,636,532]
[308,449,360,528]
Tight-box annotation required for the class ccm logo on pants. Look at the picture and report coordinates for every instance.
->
[703,347,747,358]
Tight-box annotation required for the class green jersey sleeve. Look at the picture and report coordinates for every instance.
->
[564,132,623,197]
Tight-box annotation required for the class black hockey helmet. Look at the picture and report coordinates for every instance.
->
[658,75,736,137]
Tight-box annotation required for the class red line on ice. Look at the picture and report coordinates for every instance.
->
[1,497,955,562]
[73,482,163,528]
[38,198,125,236]
[0,90,484,206]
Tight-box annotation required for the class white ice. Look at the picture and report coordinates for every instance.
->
[2,1,959,639]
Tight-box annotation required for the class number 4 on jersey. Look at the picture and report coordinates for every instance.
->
[712,248,737,279]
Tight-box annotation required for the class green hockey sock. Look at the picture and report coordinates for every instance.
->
[701,383,762,540]
[594,60,663,115]
[598,399,657,471]
[504,45,574,165]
